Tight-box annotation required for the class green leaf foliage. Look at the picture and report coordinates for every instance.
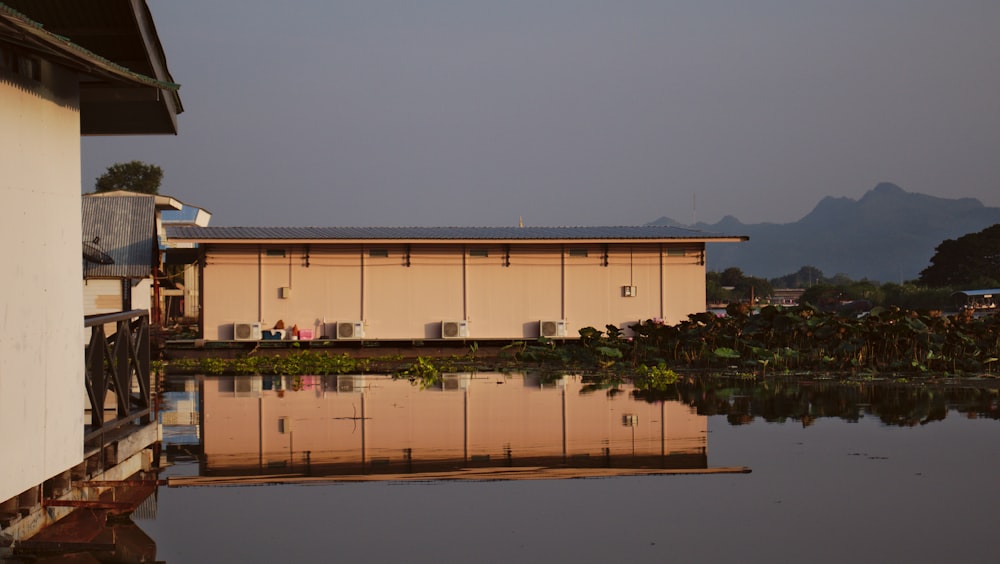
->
[95,160,164,194]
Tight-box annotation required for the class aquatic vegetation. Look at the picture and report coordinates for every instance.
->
[161,306,998,380]
[633,363,680,392]
[557,305,1000,378]
[164,351,365,376]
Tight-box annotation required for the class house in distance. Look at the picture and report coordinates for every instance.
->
[166,225,748,341]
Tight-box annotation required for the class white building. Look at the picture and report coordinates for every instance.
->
[0,2,181,503]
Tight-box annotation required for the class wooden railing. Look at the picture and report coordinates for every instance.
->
[84,310,152,445]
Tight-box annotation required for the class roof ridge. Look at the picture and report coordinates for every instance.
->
[0,2,180,91]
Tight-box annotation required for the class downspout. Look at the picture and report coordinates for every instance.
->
[198,247,206,338]
[257,245,262,322]
[659,244,665,319]
[359,247,365,320]
[152,267,161,325]
[560,244,566,320]
[462,245,468,320]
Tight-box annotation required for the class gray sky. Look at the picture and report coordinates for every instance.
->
[82,1,1000,228]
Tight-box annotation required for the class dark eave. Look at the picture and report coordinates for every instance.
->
[0,0,182,135]
[166,226,750,245]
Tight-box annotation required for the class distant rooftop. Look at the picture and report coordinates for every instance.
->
[162,204,213,226]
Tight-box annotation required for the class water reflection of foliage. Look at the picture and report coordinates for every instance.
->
[630,374,1000,428]
[166,351,368,375]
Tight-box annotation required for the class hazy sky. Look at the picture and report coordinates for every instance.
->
[82,1,1000,228]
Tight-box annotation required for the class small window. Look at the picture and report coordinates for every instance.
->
[568,248,589,257]
[18,56,40,81]
[666,248,687,257]
[368,249,389,258]
[265,249,286,257]
[469,248,489,257]
[0,48,40,81]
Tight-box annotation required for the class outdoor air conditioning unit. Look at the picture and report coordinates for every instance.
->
[234,376,261,397]
[540,319,567,338]
[336,375,361,393]
[441,320,469,339]
[442,373,471,391]
[233,322,262,341]
[336,321,364,340]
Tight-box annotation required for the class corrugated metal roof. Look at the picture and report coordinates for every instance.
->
[952,289,1000,297]
[82,194,157,278]
[166,225,748,242]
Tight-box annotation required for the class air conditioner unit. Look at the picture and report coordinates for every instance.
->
[441,320,469,339]
[442,373,471,391]
[233,322,262,341]
[336,321,364,339]
[234,376,262,396]
[540,319,567,338]
[336,375,361,393]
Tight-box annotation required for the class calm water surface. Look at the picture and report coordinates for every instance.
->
[138,373,998,563]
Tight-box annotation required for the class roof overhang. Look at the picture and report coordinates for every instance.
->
[0,0,182,134]
[170,237,749,245]
[165,226,750,246]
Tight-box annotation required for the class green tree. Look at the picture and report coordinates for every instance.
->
[706,271,728,304]
[720,267,744,287]
[770,266,824,289]
[918,224,1000,288]
[95,160,163,194]
[735,276,773,302]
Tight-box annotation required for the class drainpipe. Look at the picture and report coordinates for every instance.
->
[462,246,468,320]
[659,244,665,320]
[257,246,262,322]
[560,244,566,320]
[360,247,365,321]
[198,247,206,339]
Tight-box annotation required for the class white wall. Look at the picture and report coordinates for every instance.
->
[83,278,123,315]
[0,64,86,501]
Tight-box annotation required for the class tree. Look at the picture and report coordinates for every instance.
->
[719,267,744,288]
[770,266,824,289]
[735,276,773,303]
[95,160,163,194]
[918,224,1000,288]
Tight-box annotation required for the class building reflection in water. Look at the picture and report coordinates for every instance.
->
[161,373,719,482]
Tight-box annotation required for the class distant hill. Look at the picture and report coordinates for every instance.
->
[649,183,1000,283]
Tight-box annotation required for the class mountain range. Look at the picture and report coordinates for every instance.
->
[649,183,1000,283]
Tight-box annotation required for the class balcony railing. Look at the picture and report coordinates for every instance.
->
[84,309,152,446]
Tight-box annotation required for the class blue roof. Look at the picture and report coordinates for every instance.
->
[166,225,747,242]
[951,289,1000,297]
[161,206,200,223]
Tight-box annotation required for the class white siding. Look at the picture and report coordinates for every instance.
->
[83,279,123,315]
[0,63,86,502]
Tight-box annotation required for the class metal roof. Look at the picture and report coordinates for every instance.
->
[951,289,1000,298]
[166,225,748,243]
[82,194,157,279]
[0,0,182,134]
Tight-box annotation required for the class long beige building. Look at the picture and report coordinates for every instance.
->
[194,373,709,476]
[167,226,747,341]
